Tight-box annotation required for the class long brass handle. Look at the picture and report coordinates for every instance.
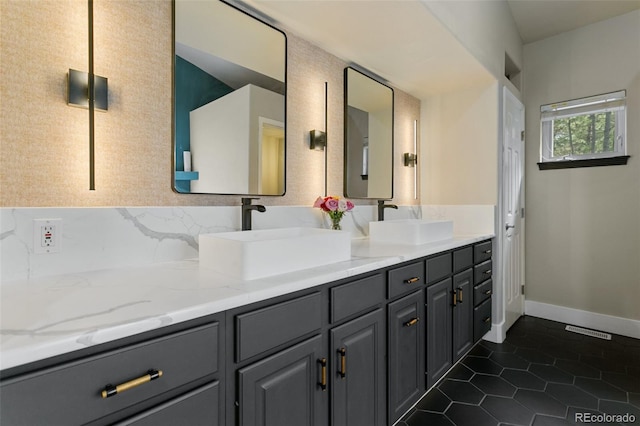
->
[404,277,420,284]
[484,316,491,323]
[485,290,492,295]
[318,358,327,391]
[404,318,420,327]
[101,369,162,399]
[457,288,463,303]
[339,348,346,379]
[452,290,457,306]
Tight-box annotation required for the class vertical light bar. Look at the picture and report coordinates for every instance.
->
[323,81,328,197]
[413,119,418,199]
[88,0,95,190]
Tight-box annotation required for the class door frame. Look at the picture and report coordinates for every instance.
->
[485,84,525,344]
[502,86,526,333]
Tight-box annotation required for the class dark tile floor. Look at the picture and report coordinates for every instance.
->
[398,316,640,426]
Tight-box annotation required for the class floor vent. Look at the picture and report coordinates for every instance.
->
[565,325,611,340]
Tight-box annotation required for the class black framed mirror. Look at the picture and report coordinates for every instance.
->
[344,67,394,199]
[173,0,286,195]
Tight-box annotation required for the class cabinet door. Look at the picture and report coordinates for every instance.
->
[388,291,425,424]
[116,381,220,426]
[452,269,474,362]
[331,309,385,426]
[426,278,453,389]
[237,335,327,426]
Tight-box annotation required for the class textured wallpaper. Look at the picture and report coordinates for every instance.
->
[1,0,420,208]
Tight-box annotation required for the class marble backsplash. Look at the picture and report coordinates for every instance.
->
[0,204,493,283]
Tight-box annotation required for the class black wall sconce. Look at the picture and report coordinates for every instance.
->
[403,153,417,167]
[67,69,108,111]
[309,129,326,151]
[310,82,328,196]
[66,0,108,191]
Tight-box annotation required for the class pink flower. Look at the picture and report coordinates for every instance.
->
[346,200,354,211]
[313,196,325,209]
[325,198,339,211]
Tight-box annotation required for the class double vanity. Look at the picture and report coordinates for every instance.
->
[0,222,493,426]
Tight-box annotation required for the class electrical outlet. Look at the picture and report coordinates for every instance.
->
[33,219,62,254]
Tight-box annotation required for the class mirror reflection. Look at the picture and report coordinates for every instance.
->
[344,67,394,199]
[173,0,286,195]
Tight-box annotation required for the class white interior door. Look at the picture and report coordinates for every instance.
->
[502,87,525,331]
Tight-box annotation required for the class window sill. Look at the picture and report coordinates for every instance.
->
[537,156,630,170]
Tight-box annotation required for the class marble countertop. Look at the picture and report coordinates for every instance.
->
[0,234,492,371]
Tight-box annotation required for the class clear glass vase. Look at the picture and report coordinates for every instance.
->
[330,216,342,230]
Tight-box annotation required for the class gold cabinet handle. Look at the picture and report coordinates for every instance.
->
[485,290,492,295]
[339,348,346,379]
[404,317,420,327]
[457,288,463,303]
[484,269,492,275]
[318,358,327,391]
[484,249,492,254]
[452,290,457,306]
[404,277,420,284]
[101,369,162,399]
[483,316,491,323]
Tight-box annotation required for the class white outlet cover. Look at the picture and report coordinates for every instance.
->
[33,218,62,254]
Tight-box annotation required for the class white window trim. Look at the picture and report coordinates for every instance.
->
[539,90,627,163]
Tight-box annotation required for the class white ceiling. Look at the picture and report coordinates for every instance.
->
[242,0,494,99]
[507,0,640,44]
[240,0,640,100]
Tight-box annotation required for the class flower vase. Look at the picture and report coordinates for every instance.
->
[330,216,342,230]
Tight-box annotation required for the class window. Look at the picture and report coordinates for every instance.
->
[539,90,628,169]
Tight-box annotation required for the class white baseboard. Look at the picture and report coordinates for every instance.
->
[525,300,640,340]
[482,320,507,344]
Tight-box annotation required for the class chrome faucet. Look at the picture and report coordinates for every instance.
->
[377,199,398,221]
[241,197,266,231]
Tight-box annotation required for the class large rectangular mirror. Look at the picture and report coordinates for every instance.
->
[173,0,286,195]
[344,67,394,199]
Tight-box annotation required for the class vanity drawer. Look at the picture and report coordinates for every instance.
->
[474,298,492,342]
[116,381,220,426]
[474,241,493,264]
[236,292,322,362]
[474,279,493,306]
[474,259,493,285]
[453,247,473,273]
[0,322,221,426]
[388,261,424,299]
[426,253,452,284]
[331,274,385,323]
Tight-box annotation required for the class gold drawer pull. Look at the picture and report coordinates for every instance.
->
[484,269,492,275]
[457,288,463,303]
[318,358,327,391]
[339,348,346,379]
[485,290,492,295]
[452,290,458,306]
[484,249,492,254]
[101,369,162,399]
[404,277,421,284]
[483,316,491,323]
[404,318,420,327]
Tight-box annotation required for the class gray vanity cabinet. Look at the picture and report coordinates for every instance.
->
[425,246,476,389]
[452,269,474,362]
[0,318,225,426]
[330,309,386,426]
[387,290,425,424]
[425,277,453,388]
[473,241,494,342]
[237,335,327,426]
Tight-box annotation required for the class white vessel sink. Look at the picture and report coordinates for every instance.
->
[199,227,351,280]
[369,219,453,245]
